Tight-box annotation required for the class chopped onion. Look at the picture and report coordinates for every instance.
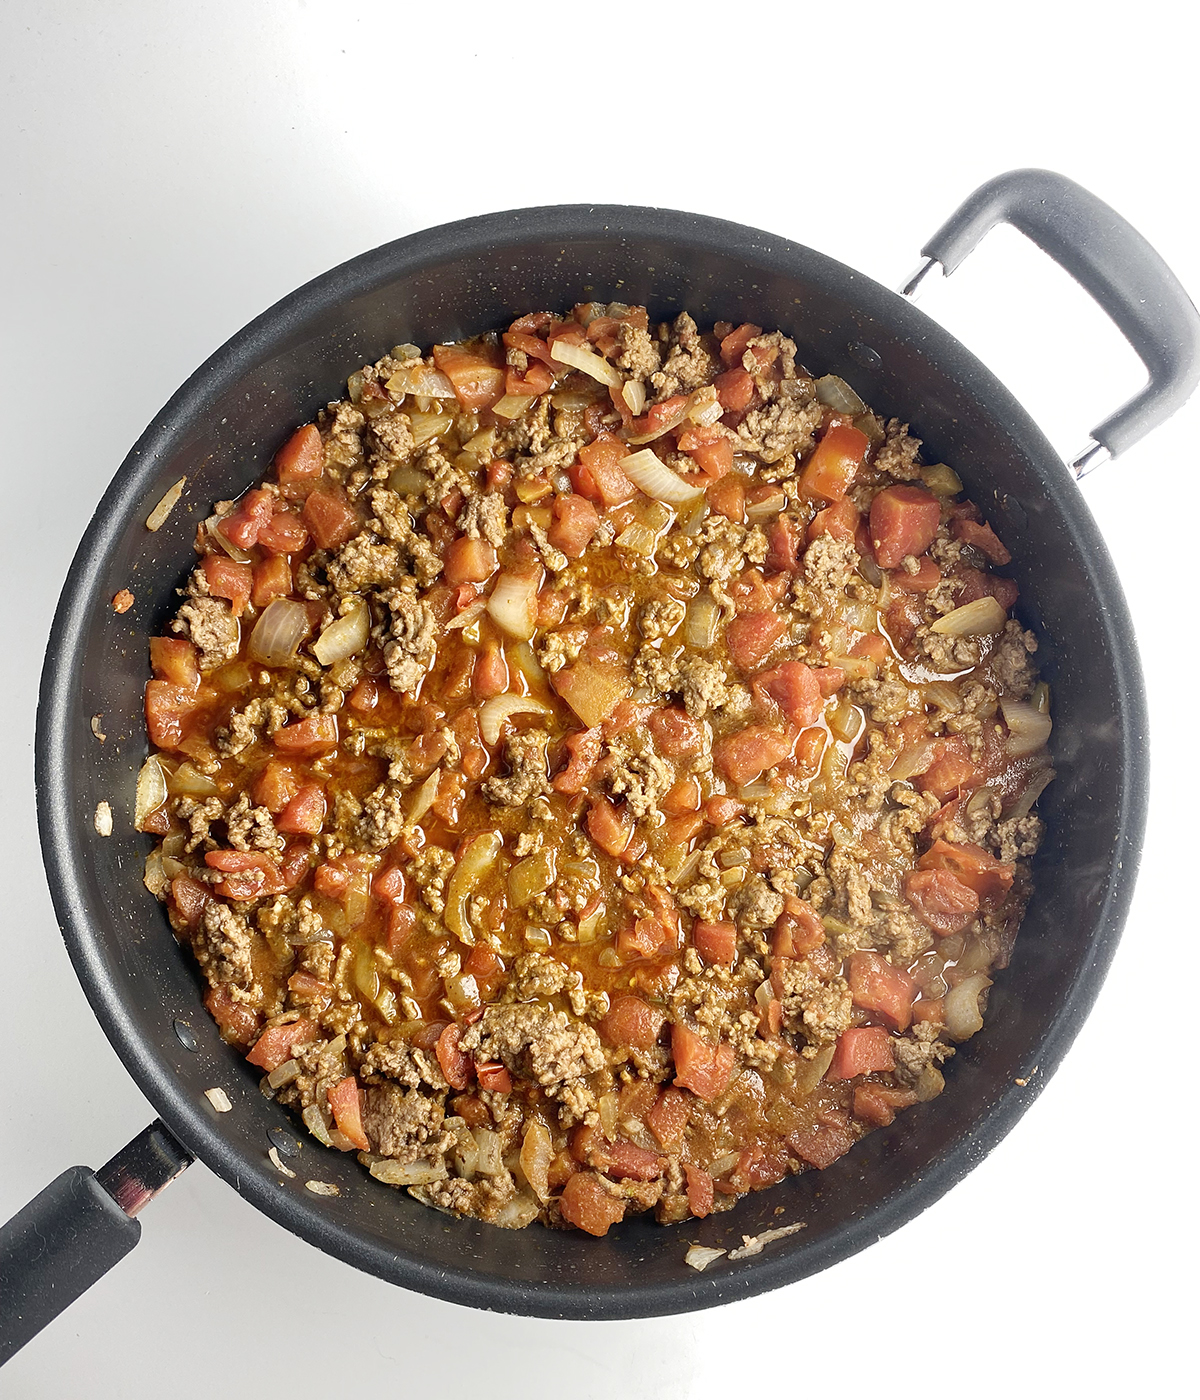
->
[387,463,432,496]
[444,972,481,1013]
[445,596,488,632]
[478,694,551,747]
[550,387,600,410]
[685,386,724,427]
[519,1119,554,1202]
[267,1058,301,1089]
[473,1127,503,1176]
[143,851,168,897]
[1004,766,1055,820]
[204,1087,232,1113]
[745,489,787,523]
[889,740,936,781]
[303,1102,334,1147]
[923,681,960,711]
[408,769,440,824]
[487,568,542,640]
[622,379,646,416]
[268,1145,296,1178]
[313,599,370,666]
[615,521,659,556]
[548,339,622,387]
[728,1223,806,1260]
[494,1193,540,1229]
[304,1179,341,1196]
[930,596,1007,637]
[1000,697,1053,756]
[135,755,168,830]
[93,801,113,837]
[620,448,704,504]
[685,1245,728,1272]
[920,463,964,496]
[385,362,456,398]
[791,1043,835,1099]
[445,830,502,943]
[492,393,535,420]
[678,494,709,536]
[944,973,991,1041]
[146,477,185,531]
[551,659,631,728]
[406,409,452,447]
[509,639,546,687]
[249,599,310,665]
[508,847,557,906]
[205,512,253,562]
[167,762,219,797]
[815,374,866,415]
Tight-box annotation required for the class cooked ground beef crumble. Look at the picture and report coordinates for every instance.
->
[139,305,1053,1236]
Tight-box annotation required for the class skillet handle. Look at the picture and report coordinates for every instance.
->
[0,1122,190,1365]
[904,168,1200,473]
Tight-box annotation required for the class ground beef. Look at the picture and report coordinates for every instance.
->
[481,730,551,808]
[460,1003,605,1096]
[379,585,438,694]
[362,1084,453,1163]
[170,596,240,669]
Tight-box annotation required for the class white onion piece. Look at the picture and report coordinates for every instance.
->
[487,568,542,640]
[368,1155,449,1186]
[1000,697,1053,756]
[407,769,440,824]
[520,1119,554,1202]
[249,599,310,665]
[685,1245,728,1272]
[745,489,787,523]
[509,639,546,686]
[167,762,219,797]
[146,478,185,531]
[444,830,502,943]
[205,513,253,562]
[548,339,622,387]
[492,393,535,420]
[387,463,432,496]
[312,599,369,666]
[685,386,724,427]
[944,973,992,1041]
[615,522,659,556]
[473,1127,503,1176]
[930,596,1007,637]
[622,379,646,415]
[135,755,168,830]
[385,362,457,398]
[620,448,704,504]
[815,374,867,415]
[478,694,551,746]
[1004,766,1055,820]
[445,596,488,631]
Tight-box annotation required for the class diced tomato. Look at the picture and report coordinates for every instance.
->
[727,566,787,614]
[692,920,737,967]
[847,950,917,1032]
[219,488,275,549]
[573,435,636,507]
[430,343,505,411]
[853,1083,918,1128]
[764,516,803,573]
[911,997,946,1027]
[204,986,260,1048]
[707,474,745,521]
[272,713,338,756]
[301,490,359,551]
[144,679,196,749]
[660,811,707,851]
[848,633,890,670]
[276,783,326,835]
[869,485,941,568]
[323,1075,369,1151]
[586,795,632,858]
[149,637,200,690]
[601,697,656,740]
[444,535,497,585]
[918,839,1014,908]
[629,394,689,440]
[684,435,734,480]
[904,867,980,935]
[205,849,284,900]
[604,1141,665,1182]
[505,360,554,397]
[680,1163,713,1218]
[807,496,860,545]
[720,323,763,367]
[547,493,600,559]
[795,726,826,770]
[559,1171,625,1236]
[251,554,292,608]
[618,911,678,961]
[599,995,666,1051]
[797,424,869,502]
[726,610,787,672]
[502,329,557,367]
[753,661,822,726]
[891,554,941,592]
[812,665,846,697]
[169,874,210,930]
[955,566,1019,612]
[275,424,325,484]
[373,866,406,903]
[474,1061,512,1094]
[551,726,603,794]
[954,516,1012,565]
[386,902,416,955]
[647,1086,689,1149]
[246,1018,317,1072]
[830,1026,896,1080]
[671,1024,735,1102]
[705,795,745,827]
[787,1114,854,1169]
[202,554,252,616]
[435,1024,474,1091]
[916,736,979,800]
[771,898,826,958]
[257,511,310,555]
[279,843,312,890]
[714,366,755,411]
[712,724,794,786]
[647,706,704,757]
[661,776,702,814]
[252,759,300,813]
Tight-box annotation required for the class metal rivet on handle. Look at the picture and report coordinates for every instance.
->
[173,1019,198,1051]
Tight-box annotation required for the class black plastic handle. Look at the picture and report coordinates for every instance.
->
[921,168,1200,458]
[0,1122,190,1364]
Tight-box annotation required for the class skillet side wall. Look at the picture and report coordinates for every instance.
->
[35,207,1146,1319]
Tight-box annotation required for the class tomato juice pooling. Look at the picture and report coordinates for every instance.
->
[138,304,1053,1234]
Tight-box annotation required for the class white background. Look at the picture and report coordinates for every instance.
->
[2,2,1196,1395]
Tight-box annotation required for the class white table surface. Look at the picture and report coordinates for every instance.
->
[2,3,1196,1395]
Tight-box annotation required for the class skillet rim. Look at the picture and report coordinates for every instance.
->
[34,203,1148,1318]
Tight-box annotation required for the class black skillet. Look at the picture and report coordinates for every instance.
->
[3,170,1197,1361]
